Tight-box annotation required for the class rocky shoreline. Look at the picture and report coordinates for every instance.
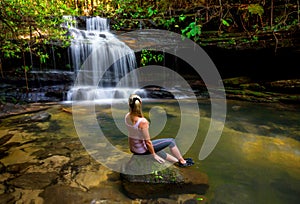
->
[222,77,300,103]
[1,75,300,105]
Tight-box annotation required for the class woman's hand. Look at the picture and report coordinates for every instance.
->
[153,154,165,163]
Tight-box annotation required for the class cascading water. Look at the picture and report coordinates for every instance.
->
[64,16,139,101]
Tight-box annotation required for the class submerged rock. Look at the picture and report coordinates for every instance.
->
[120,155,209,199]
[211,184,256,204]
[40,183,133,204]
[40,184,86,204]
[0,193,17,204]
[8,172,58,189]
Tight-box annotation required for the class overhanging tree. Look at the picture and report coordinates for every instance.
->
[0,0,78,90]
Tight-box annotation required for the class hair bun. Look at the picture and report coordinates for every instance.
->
[129,94,142,109]
[134,99,140,105]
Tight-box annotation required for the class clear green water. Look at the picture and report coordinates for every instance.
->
[96,99,300,203]
[1,100,299,203]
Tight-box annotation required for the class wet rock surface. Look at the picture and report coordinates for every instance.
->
[1,67,299,105]
[40,184,93,204]
[0,103,52,119]
[136,85,175,99]
[25,111,51,122]
[223,77,300,103]
[120,156,209,199]
[0,105,210,203]
[8,172,58,189]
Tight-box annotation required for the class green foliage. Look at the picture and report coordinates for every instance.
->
[221,19,231,27]
[248,4,264,17]
[0,0,298,68]
[228,38,236,45]
[109,0,161,30]
[22,65,31,72]
[16,65,31,74]
[156,14,189,30]
[0,0,78,63]
[161,17,176,29]
[152,170,163,180]
[197,197,204,201]
[38,53,49,64]
[179,14,187,22]
[112,19,126,30]
[65,64,71,69]
[252,35,259,42]
[181,22,202,41]
[112,0,157,19]
[147,7,158,17]
[140,50,164,66]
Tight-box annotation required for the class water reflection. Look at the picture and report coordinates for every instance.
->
[198,100,300,203]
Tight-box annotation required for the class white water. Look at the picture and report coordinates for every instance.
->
[63,16,138,101]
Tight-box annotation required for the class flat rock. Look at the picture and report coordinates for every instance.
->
[120,156,209,199]
[25,112,51,122]
[135,85,175,99]
[8,172,58,189]
[39,184,86,204]
[0,103,50,119]
[6,162,36,174]
[39,184,131,204]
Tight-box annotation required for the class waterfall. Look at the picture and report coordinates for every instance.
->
[64,16,138,101]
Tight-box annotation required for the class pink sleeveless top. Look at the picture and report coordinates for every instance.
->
[125,113,148,154]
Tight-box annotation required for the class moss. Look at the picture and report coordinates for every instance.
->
[223,77,252,86]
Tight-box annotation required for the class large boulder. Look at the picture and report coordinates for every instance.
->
[120,155,209,199]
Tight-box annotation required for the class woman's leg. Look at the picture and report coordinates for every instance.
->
[152,138,176,152]
[152,138,186,164]
[165,153,179,163]
[170,146,186,164]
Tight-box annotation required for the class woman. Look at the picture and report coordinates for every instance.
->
[125,94,194,167]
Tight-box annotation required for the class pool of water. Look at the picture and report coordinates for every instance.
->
[0,100,299,203]
[195,101,300,204]
[94,99,300,203]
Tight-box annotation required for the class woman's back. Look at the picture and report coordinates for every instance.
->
[125,113,148,154]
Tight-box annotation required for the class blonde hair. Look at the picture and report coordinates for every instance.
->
[128,94,143,117]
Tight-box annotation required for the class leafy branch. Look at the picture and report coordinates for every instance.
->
[140,50,164,66]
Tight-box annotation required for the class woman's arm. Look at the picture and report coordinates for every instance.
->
[139,120,165,163]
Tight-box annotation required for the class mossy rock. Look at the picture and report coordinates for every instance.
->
[223,77,252,87]
[120,155,209,199]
